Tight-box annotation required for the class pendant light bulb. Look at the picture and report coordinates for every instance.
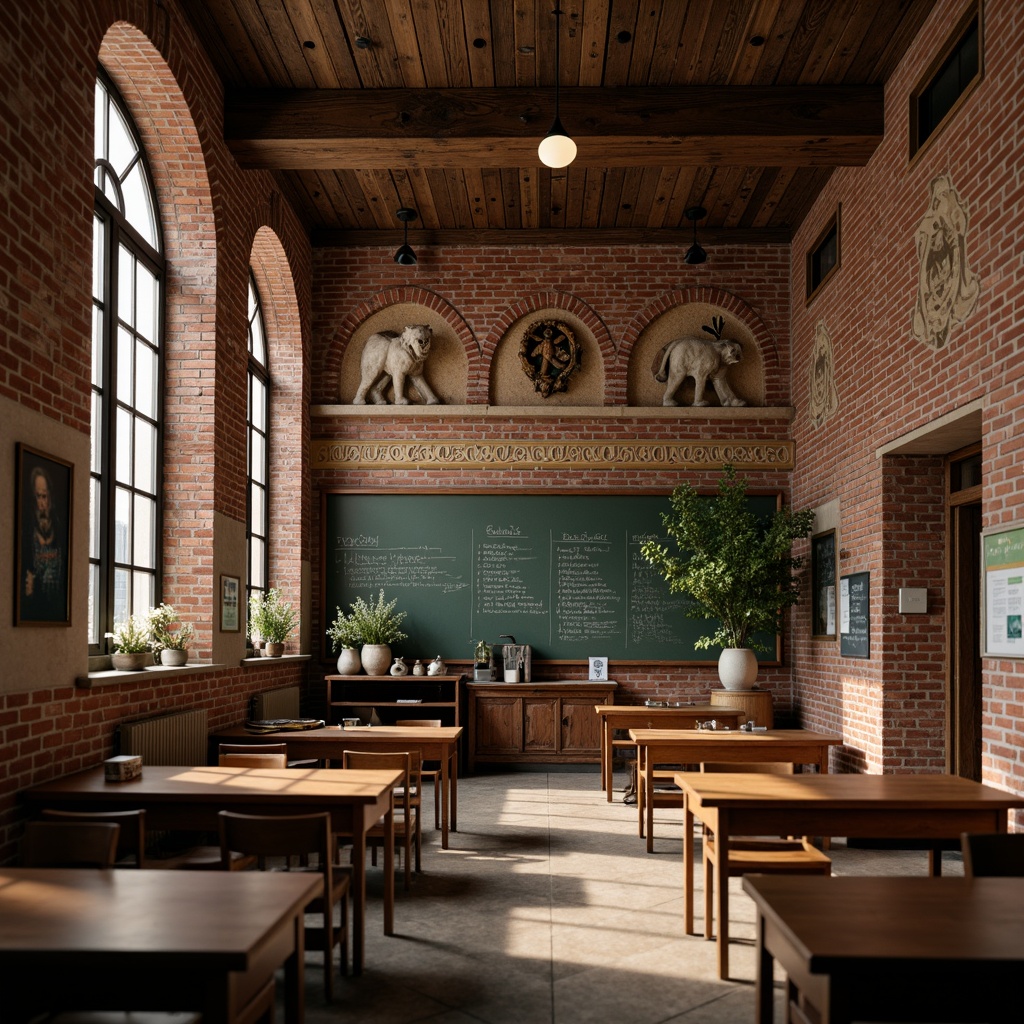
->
[538,8,575,169]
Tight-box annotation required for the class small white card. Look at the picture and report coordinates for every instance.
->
[588,656,608,681]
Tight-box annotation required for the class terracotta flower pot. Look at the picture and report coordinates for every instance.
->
[265,642,285,658]
[111,651,153,671]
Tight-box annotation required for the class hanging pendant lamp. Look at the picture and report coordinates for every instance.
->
[394,207,417,265]
[538,8,577,169]
[684,205,708,265]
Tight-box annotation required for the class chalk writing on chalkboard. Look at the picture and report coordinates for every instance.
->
[323,492,781,663]
[840,571,870,658]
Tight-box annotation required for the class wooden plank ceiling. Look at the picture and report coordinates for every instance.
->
[178,0,937,247]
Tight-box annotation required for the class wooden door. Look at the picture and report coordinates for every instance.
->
[523,698,558,752]
[559,697,602,755]
[474,697,521,755]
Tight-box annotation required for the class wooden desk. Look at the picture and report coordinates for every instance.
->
[212,723,462,848]
[678,772,1024,980]
[630,728,841,853]
[0,867,321,1024]
[21,764,400,975]
[743,875,1024,1024]
[593,704,743,801]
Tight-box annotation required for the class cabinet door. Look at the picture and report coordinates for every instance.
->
[474,697,522,755]
[560,697,603,754]
[523,698,558,752]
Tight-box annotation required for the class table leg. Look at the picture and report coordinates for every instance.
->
[602,721,611,800]
[636,746,646,837]
[450,748,458,832]
[754,910,772,1024]
[350,824,366,974]
[646,755,655,854]
[283,908,306,1024]
[440,751,450,849]
[715,812,730,979]
[683,797,695,935]
[384,795,395,936]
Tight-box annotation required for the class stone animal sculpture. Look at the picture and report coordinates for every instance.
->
[352,324,441,405]
[652,316,746,407]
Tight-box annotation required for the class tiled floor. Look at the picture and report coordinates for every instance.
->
[293,770,961,1024]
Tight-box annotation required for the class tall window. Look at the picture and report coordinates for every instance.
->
[247,274,269,607]
[91,73,163,649]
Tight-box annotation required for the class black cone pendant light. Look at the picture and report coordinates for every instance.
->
[394,207,417,265]
[684,206,708,265]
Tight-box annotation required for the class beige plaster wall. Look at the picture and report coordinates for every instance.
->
[627,303,765,407]
[338,303,467,405]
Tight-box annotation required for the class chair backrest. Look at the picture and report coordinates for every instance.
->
[218,751,289,768]
[219,742,289,758]
[21,820,121,868]
[218,809,335,870]
[395,719,443,727]
[700,761,796,774]
[961,832,1024,877]
[342,749,420,815]
[39,807,146,867]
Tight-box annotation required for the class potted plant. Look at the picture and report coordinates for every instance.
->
[640,465,815,690]
[330,589,408,676]
[107,613,154,671]
[147,603,194,666]
[248,588,298,657]
[326,604,364,675]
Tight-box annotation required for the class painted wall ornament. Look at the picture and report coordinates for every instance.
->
[911,174,980,350]
[353,324,441,405]
[807,320,840,429]
[652,316,746,407]
[519,319,580,397]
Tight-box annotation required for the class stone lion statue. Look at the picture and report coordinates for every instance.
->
[352,324,441,405]
[652,336,746,407]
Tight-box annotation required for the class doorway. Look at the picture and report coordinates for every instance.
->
[947,445,982,780]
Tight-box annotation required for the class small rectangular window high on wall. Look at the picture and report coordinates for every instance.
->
[911,3,981,158]
[806,206,840,303]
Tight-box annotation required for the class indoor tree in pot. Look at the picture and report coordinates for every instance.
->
[640,465,814,690]
[107,613,154,671]
[248,588,298,657]
[148,603,194,666]
[331,589,408,676]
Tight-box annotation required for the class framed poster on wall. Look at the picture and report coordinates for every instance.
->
[811,529,837,639]
[982,522,1024,658]
[840,571,870,658]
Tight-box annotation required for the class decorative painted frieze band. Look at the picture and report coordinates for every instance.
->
[311,439,794,470]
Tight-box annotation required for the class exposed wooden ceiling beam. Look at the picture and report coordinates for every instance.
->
[310,226,793,248]
[227,85,883,171]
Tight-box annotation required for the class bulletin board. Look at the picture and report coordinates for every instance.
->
[982,521,1024,658]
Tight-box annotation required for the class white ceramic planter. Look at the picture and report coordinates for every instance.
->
[160,648,188,667]
[718,647,759,690]
[111,651,153,671]
[336,648,362,675]
[361,643,392,676]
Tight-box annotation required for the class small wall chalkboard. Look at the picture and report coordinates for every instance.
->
[322,490,781,664]
[840,571,870,658]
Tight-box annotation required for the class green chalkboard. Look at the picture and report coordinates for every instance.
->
[322,491,780,663]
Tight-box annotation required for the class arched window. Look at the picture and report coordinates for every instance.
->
[90,72,163,649]
[247,274,270,607]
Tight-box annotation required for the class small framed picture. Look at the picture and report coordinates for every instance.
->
[220,574,241,632]
[15,443,73,626]
[588,656,608,682]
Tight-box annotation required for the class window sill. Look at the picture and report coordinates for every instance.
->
[76,662,227,689]
[241,654,311,666]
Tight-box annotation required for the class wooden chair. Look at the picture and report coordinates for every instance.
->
[21,821,120,868]
[961,832,1024,877]
[40,808,147,867]
[395,719,443,829]
[340,749,422,890]
[220,741,318,770]
[700,761,831,941]
[218,751,289,768]
[218,810,351,1000]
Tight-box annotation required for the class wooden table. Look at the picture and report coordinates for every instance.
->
[593,704,743,800]
[212,723,462,849]
[630,728,841,852]
[21,764,400,975]
[743,875,1024,1023]
[678,772,1024,980]
[0,867,321,1024]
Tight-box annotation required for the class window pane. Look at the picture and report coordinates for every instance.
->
[91,393,102,473]
[250,375,266,431]
[249,314,266,364]
[132,572,154,618]
[134,418,157,494]
[250,431,266,485]
[107,102,135,179]
[88,563,99,646]
[122,162,158,248]
[115,408,132,483]
[250,536,266,589]
[90,476,101,558]
[114,487,130,560]
[94,80,106,162]
[93,216,105,300]
[250,481,266,535]
[133,494,155,569]
[135,341,157,419]
[135,263,158,342]
[118,246,133,325]
[117,326,133,403]
[92,306,104,386]
[113,568,129,625]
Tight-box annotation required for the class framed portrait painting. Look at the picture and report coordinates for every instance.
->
[15,443,73,626]
[221,574,241,633]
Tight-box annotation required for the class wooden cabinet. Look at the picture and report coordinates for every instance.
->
[324,674,463,729]
[467,682,617,771]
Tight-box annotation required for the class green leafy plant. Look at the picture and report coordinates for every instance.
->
[147,603,194,652]
[640,465,815,652]
[328,589,408,649]
[107,613,153,654]
[248,588,299,645]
